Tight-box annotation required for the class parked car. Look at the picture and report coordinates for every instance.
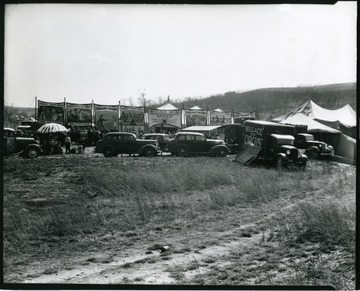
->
[294,133,334,160]
[142,133,170,151]
[168,132,229,157]
[95,132,161,157]
[235,120,308,169]
[4,127,43,158]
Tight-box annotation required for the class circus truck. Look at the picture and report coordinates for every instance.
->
[235,120,308,169]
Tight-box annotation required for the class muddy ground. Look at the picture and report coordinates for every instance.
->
[3,147,356,288]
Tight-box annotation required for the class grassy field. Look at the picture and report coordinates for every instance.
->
[3,153,356,288]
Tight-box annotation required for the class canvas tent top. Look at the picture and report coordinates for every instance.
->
[214,108,223,112]
[157,103,178,110]
[182,125,222,131]
[273,100,356,127]
[189,106,202,110]
[279,113,340,133]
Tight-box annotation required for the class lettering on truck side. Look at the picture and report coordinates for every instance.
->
[244,125,264,148]
[244,125,264,136]
[244,134,263,148]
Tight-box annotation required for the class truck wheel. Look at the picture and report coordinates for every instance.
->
[276,156,285,170]
[299,163,307,170]
[144,148,155,157]
[216,148,228,157]
[103,147,114,157]
[177,147,189,157]
[26,147,40,158]
[307,149,320,160]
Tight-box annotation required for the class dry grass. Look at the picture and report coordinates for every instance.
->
[3,156,356,288]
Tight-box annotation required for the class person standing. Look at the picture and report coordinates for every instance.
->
[64,134,71,154]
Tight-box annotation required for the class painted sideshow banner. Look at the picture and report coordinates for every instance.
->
[67,103,93,126]
[120,106,145,135]
[148,108,181,128]
[95,104,118,131]
[233,111,255,123]
[185,109,207,126]
[209,111,232,125]
[38,101,65,124]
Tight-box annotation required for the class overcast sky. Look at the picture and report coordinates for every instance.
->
[4,2,357,107]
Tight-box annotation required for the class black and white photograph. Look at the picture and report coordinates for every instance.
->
[3,2,356,288]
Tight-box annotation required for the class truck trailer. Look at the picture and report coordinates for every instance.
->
[235,120,308,169]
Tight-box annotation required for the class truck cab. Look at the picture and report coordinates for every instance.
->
[294,133,334,159]
[269,134,308,169]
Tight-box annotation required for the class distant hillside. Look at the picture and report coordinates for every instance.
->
[4,83,356,127]
[172,82,356,120]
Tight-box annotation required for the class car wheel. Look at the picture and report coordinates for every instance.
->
[216,148,228,157]
[177,147,189,157]
[103,147,114,157]
[144,148,155,157]
[26,147,40,158]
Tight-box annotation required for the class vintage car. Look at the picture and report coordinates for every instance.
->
[294,133,334,159]
[142,133,170,152]
[4,127,43,158]
[95,132,161,157]
[167,132,229,157]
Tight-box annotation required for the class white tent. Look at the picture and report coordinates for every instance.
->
[279,113,339,133]
[189,106,202,110]
[273,100,356,127]
[157,103,178,110]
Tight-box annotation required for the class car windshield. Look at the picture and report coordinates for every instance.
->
[305,135,314,141]
[275,137,294,145]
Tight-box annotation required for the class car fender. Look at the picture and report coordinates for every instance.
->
[19,144,43,157]
[306,145,320,152]
[135,144,158,155]
[209,145,229,154]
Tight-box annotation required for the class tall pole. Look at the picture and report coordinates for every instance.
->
[118,101,122,131]
[64,97,67,126]
[35,96,37,121]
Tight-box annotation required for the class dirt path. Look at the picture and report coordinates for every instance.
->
[24,222,266,284]
[4,152,355,286]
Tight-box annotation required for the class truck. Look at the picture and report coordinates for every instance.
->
[4,128,43,158]
[294,133,334,160]
[235,120,308,169]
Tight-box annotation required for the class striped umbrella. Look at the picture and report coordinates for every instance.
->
[37,123,69,134]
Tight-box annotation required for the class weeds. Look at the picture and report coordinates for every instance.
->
[278,201,355,250]
[3,156,356,287]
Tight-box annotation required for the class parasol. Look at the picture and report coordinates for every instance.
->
[37,123,69,134]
